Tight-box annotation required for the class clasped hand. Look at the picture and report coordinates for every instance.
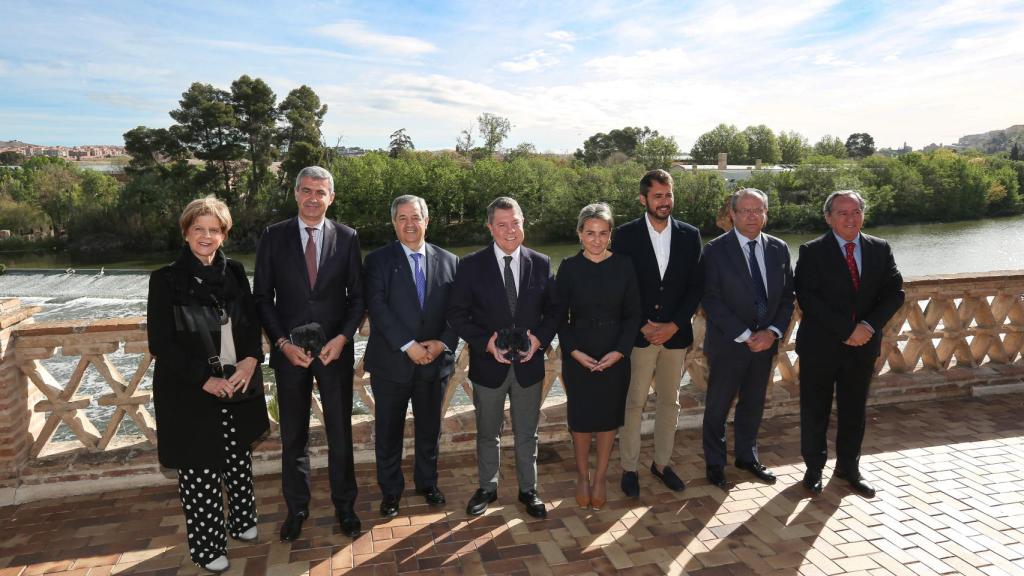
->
[486,330,541,364]
[571,350,624,372]
[202,356,258,398]
[844,323,873,347]
[746,329,777,353]
[640,320,678,346]
[406,340,446,365]
[283,335,347,368]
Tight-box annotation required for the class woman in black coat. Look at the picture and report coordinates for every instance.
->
[147,197,269,573]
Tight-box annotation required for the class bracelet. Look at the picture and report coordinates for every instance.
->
[276,338,289,350]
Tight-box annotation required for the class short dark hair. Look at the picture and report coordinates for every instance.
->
[486,196,524,224]
[639,169,673,196]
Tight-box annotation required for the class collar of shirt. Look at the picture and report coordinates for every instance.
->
[493,243,522,265]
[298,218,325,239]
[832,231,862,271]
[734,228,763,251]
[401,243,427,278]
[644,212,672,240]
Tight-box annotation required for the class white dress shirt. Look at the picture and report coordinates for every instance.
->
[644,213,672,280]
[298,218,325,265]
[493,243,522,293]
[733,229,782,343]
[399,242,428,352]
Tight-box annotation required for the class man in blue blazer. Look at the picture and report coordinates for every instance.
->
[795,190,904,498]
[448,197,562,519]
[253,166,365,540]
[363,195,458,518]
[701,188,795,489]
[611,169,703,498]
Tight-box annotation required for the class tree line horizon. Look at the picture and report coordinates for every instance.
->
[0,74,1021,257]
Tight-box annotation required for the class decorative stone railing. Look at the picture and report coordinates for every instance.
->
[1,270,1022,503]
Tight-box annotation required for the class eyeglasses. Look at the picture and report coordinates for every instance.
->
[191,226,224,237]
[734,208,766,216]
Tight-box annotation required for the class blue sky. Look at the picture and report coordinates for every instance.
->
[2,0,1023,152]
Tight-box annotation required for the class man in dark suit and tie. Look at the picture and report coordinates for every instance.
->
[363,195,457,518]
[795,190,904,498]
[253,166,365,540]
[701,188,795,489]
[448,196,562,519]
[611,169,703,497]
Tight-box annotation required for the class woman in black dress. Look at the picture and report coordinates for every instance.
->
[147,197,269,573]
[557,203,642,509]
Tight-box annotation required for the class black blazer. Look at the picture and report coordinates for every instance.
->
[363,241,459,382]
[795,232,905,359]
[611,216,704,349]
[447,244,563,388]
[147,254,269,469]
[253,217,365,369]
[701,231,795,355]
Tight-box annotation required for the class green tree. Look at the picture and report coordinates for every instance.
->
[123,126,183,172]
[0,198,49,232]
[742,125,782,164]
[455,124,475,158]
[845,133,876,158]
[28,161,81,232]
[231,75,279,204]
[634,134,680,170]
[278,85,328,187]
[477,113,512,155]
[813,135,847,158]
[573,126,656,165]
[505,142,537,161]
[1011,141,1020,161]
[777,131,808,164]
[690,123,749,164]
[169,82,244,199]
[0,151,24,166]
[388,128,415,158]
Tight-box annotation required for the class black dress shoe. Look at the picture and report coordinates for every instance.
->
[835,468,876,498]
[338,511,362,537]
[802,469,823,495]
[379,494,400,518]
[650,463,686,492]
[279,510,307,541]
[736,460,777,485]
[417,486,446,506]
[517,489,547,519]
[620,471,640,498]
[466,488,497,516]
[706,465,727,488]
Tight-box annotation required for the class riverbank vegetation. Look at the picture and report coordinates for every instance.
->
[1,76,1021,257]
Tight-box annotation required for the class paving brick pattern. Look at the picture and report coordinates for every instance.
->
[2,395,1023,575]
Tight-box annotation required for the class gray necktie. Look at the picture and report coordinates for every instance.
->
[747,240,769,329]
[503,255,517,315]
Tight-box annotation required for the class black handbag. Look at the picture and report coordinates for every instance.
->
[289,322,327,357]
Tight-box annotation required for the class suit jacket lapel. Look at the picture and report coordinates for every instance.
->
[764,238,782,306]
[313,220,338,291]
[424,243,439,303]
[287,218,312,294]
[827,233,857,294]
[488,244,514,320]
[392,241,424,316]
[725,232,757,298]
[636,217,662,283]
[516,248,533,321]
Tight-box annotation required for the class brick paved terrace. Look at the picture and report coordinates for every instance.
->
[3,393,1023,576]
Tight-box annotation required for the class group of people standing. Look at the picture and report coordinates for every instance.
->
[147,165,904,573]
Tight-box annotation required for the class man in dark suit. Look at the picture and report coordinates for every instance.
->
[253,166,365,539]
[363,195,457,518]
[611,169,703,498]
[795,190,904,498]
[701,188,795,489]
[448,196,562,519]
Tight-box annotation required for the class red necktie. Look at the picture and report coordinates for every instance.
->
[305,227,318,288]
[844,242,860,292]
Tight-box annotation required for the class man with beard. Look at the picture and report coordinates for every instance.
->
[611,169,704,498]
[253,166,365,540]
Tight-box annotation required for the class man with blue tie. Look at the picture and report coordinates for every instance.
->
[700,188,795,489]
[363,195,458,518]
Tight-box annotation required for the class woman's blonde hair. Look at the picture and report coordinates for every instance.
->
[179,196,233,238]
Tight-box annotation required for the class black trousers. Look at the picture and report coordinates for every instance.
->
[370,370,447,497]
[702,342,775,467]
[275,355,357,515]
[178,408,258,566]
[799,350,876,472]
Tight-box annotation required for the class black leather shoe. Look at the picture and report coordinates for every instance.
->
[417,486,446,506]
[802,469,823,495]
[736,460,777,485]
[835,468,876,498]
[338,511,362,538]
[379,494,400,518]
[706,465,727,488]
[620,471,640,498]
[517,489,547,519]
[279,510,307,541]
[466,488,497,516]
[650,463,686,492]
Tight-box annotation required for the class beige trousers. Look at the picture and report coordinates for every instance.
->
[619,344,687,471]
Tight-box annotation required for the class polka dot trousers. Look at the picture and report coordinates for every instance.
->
[177,408,258,566]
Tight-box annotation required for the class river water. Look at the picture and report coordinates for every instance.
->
[2,215,1021,442]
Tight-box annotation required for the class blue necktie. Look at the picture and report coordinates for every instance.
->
[411,253,426,308]
[747,240,769,329]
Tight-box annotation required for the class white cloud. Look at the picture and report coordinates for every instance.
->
[545,30,576,42]
[583,48,696,76]
[499,49,559,73]
[314,20,438,56]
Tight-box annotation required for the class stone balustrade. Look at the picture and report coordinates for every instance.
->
[1,270,1022,504]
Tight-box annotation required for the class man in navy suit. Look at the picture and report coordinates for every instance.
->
[795,190,904,498]
[363,195,458,518]
[611,169,703,498]
[701,188,795,489]
[253,166,365,540]
[448,197,562,519]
